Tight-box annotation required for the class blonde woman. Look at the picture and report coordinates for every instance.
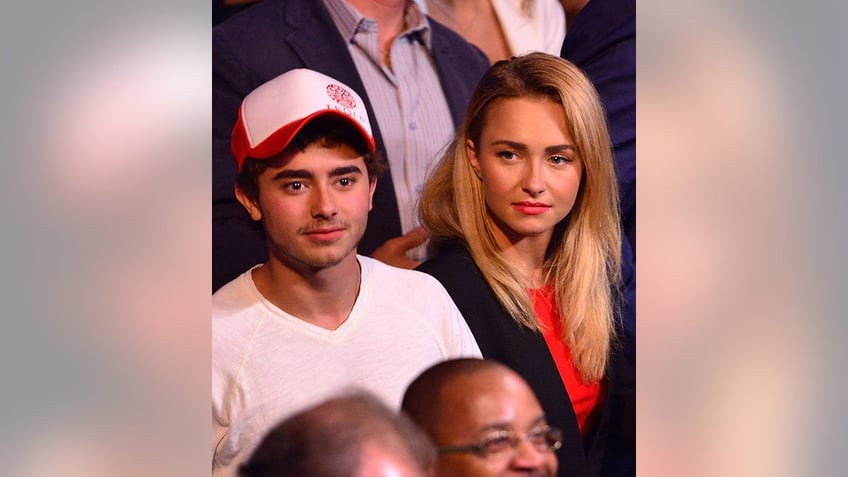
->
[417,52,634,477]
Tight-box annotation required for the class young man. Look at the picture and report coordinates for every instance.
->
[402,358,560,477]
[212,0,491,291]
[212,69,481,477]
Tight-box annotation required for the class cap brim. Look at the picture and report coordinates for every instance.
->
[233,110,376,171]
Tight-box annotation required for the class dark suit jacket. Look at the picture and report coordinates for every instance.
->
[561,0,636,255]
[417,241,635,477]
[212,0,489,291]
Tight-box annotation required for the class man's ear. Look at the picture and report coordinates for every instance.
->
[466,139,482,179]
[368,178,377,211]
[235,185,263,221]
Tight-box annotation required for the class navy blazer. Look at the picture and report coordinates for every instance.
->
[417,241,635,477]
[212,0,489,291]
[561,0,636,255]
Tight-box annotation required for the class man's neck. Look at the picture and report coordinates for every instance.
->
[252,254,363,330]
[347,0,408,56]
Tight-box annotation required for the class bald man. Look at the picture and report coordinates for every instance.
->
[240,391,434,477]
[402,358,560,477]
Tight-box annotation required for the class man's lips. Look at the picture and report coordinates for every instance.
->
[304,227,346,241]
[512,201,551,215]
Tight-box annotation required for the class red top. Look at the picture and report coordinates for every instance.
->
[531,286,606,438]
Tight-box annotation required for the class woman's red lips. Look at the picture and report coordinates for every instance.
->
[513,202,551,215]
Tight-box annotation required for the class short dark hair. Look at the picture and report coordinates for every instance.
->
[239,390,435,477]
[236,115,386,203]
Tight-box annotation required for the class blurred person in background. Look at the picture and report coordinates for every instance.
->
[417,53,635,477]
[418,0,565,63]
[559,0,636,366]
[212,68,480,477]
[560,0,635,263]
[240,391,434,477]
[402,358,560,477]
[213,0,490,291]
[637,3,814,476]
[10,17,211,477]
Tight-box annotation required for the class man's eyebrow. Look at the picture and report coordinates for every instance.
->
[529,415,548,428]
[269,165,363,181]
[271,169,313,181]
[476,422,511,434]
[330,165,364,176]
[476,415,549,434]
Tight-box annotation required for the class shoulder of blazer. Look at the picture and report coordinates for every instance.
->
[560,0,634,63]
[417,242,504,326]
[426,16,490,124]
[427,17,489,63]
[417,242,481,288]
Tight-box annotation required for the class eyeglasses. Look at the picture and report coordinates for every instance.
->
[437,426,563,458]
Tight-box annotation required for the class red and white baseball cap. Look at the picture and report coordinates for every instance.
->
[231,68,376,171]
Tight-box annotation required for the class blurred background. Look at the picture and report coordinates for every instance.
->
[0,0,845,475]
[0,2,211,476]
[637,1,839,475]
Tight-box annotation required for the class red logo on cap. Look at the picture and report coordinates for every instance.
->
[326,84,356,109]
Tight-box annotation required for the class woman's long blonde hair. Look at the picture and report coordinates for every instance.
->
[419,53,622,382]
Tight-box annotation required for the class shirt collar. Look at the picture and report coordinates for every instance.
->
[323,0,432,49]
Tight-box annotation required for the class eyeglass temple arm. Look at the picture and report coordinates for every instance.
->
[437,444,486,456]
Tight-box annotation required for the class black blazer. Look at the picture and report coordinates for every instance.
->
[418,242,635,477]
[212,0,490,291]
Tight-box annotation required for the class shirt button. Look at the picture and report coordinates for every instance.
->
[409,122,417,131]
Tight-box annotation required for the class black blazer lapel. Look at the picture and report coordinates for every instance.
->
[279,0,402,250]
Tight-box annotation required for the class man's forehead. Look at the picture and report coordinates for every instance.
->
[442,370,540,416]
[263,143,367,170]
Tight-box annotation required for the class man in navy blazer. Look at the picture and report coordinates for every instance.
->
[213,0,490,291]
[560,5,636,474]
[561,0,636,370]
[560,0,636,258]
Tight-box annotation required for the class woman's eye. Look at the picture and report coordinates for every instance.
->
[497,151,518,161]
[550,155,570,165]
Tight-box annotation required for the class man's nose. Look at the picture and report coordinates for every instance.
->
[310,184,337,218]
[509,437,551,471]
